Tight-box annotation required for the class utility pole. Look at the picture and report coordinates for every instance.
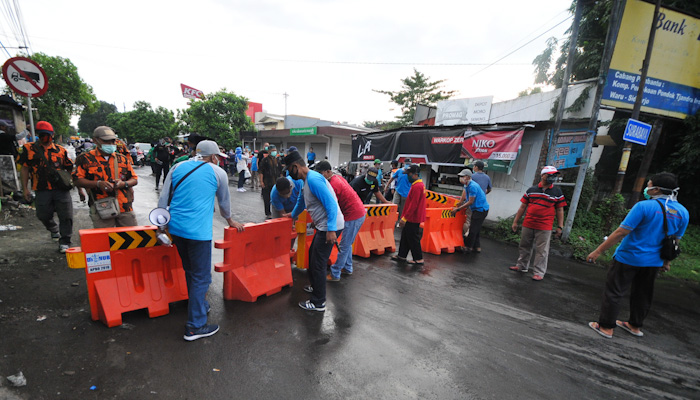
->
[562,0,625,243]
[547,0,583,167]
[283,92,289,117]
[612,0,661,194]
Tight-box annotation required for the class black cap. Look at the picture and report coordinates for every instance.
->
[405,164,420,174]
[474,160,485,170]
[283,150,304,171]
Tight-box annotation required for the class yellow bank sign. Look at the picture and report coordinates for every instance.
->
[601,0,699,119]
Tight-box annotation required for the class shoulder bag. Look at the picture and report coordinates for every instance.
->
[656,200,681,261]
[167,161,208,206]
[92,156,121,220]
[35,143,73,191]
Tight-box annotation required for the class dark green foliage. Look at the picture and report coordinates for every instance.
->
[106,101,177,144]
[373,69,455,126]
[24,53,97,137]
[78,101,118,134]
[177,89,254,150]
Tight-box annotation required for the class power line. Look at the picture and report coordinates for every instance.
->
[470,15,573,77]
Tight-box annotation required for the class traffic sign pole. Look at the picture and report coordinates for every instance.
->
[27,96,35,142]
[612,0,661,194]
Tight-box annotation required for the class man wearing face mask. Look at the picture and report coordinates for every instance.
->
[350,167,391,205]
[73,126,139,228]
[451,168,489,253]
[158,140,245,341]
[18,121,74,253]
[316,160,366,281]
[271,176,303,218]
[509,166,566,281]
[285,151,344,312]
[260,146,281,219]
[586,172,688,339]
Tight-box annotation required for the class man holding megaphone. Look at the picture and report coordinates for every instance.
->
[157,140,245,342]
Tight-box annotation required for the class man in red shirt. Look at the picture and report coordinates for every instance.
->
[392,164,426,265]
[509,166,567,280]
[316,161,366,281]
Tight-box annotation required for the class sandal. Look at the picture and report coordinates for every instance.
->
[391,255,407,262]
[408,260,424,265]
[588,322,612,339]
[616,320,643,337]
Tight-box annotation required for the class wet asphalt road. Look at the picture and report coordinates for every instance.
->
[2,167,700,399]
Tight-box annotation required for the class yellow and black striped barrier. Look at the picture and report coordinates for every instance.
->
[109,230,158,251]
[441,209,454,219]
[426,191,449,204]
[366,205,393,217]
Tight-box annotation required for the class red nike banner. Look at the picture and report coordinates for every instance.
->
[460,128,524,160]
[180,83,203,100]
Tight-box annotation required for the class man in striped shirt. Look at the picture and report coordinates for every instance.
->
[509,166,566,281]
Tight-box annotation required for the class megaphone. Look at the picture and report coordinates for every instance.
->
[149,208,171,227]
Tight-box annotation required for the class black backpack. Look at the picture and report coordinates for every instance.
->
[656,200,681,261]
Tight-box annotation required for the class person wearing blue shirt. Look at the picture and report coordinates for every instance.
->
[587,172,689,339]
[250,151,259,191]
[285,150,344,312]
[451,169,489,253]
[307,147,316,166]
[158,140,245,342]
[271,176,303,218]
[384,158,412,217]
[471,161,492,194]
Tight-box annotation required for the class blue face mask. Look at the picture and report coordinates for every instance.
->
[101,144,117,154]
[271,151,277,157]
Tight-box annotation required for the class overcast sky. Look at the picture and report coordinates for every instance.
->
[3,0,572,127]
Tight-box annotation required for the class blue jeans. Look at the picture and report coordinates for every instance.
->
[171,235,212,329]
[330,215,365,278]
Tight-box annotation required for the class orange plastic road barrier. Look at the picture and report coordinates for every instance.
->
[353,204,398,258]
[292,210,339,270]
[214,218,294,302]
[65,226,187,327]
[424,190,460,209]
[421,208,466,255]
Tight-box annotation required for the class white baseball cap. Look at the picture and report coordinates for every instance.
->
[541,166,559,175]
[196,140,228,158]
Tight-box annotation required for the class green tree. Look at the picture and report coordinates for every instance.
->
[532,0,700,222]
[374,69,455,126]
[362,120,403,130]
[177,89,254,150]
[106,101,177,144]
[26,53,97,136]
[78,100,118,135]
[517,87,543,97]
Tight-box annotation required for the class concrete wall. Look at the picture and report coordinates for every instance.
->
[486,129,546,221]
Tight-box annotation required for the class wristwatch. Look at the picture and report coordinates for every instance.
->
[124,182,129,189]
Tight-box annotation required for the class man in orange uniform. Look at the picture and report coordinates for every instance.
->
[73,126,139,228]
[18,121,74,253]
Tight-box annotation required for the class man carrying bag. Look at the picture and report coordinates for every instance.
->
[73,126,139,228]
[18,121,74,253]
[587,172,689,339]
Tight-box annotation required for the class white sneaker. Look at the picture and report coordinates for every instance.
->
[237,188,244,192]
[241,188,247,192]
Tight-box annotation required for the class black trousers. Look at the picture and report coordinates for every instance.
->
[262,185,272,216]
[598,259,659,330]
[35,189,73,245]
[398,222,423,260]
[465,209,488,249]
[307,229,341,307]
[153,162,170,187]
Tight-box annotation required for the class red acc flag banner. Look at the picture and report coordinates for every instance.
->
[180,83,203,100]
[461,128,524,160]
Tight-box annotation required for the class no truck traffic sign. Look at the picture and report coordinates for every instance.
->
[2,56,49,97]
